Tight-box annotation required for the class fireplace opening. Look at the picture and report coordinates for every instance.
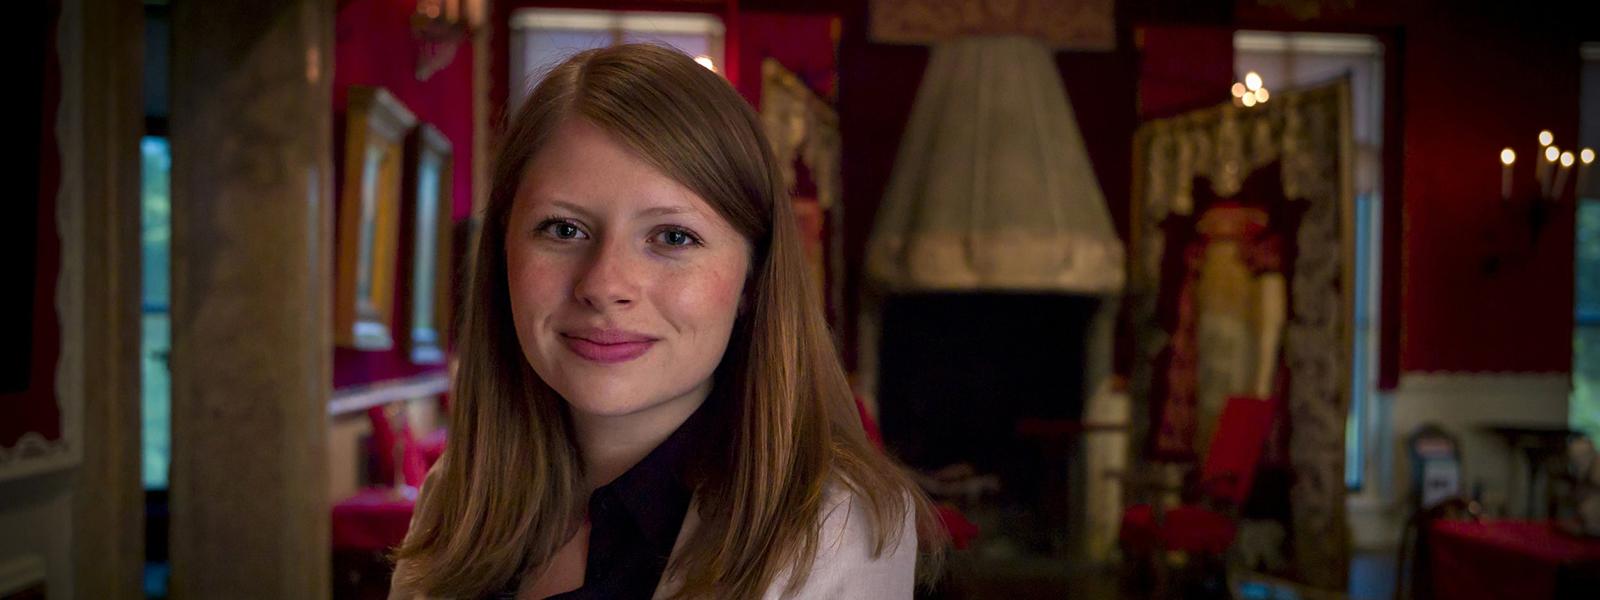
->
[877,292,1100,556]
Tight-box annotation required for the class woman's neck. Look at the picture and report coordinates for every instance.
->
[570,381,711,492]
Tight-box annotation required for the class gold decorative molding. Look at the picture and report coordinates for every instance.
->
[760,59,845,325]
[870,0,1115,50]
[760,59,841,211]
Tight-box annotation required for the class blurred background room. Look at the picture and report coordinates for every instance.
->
[6,0,1600,598]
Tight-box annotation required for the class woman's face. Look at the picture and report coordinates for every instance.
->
[506,117,750,421]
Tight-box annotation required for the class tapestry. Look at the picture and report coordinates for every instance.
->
[1126,79,1353,588]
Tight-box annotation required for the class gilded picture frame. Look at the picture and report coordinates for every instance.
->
[337,86,416,350]
[400,124,453,365]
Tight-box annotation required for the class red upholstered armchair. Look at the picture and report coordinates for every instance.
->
[1118,395,1276,590]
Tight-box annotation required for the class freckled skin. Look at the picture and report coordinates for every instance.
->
[505,117,750,424]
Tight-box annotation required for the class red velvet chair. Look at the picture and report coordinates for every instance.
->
[359,405,430,490]
[1118,395,1276,586]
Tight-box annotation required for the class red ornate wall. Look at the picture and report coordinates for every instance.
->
[333,0,477,387]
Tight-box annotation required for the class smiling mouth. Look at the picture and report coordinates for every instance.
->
[560,333,657,364]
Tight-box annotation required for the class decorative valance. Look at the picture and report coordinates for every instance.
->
[870,0,1114,50]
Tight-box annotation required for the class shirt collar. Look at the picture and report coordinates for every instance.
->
[590,394,719,548]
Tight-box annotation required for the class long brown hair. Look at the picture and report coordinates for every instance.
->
[394,44,945,598]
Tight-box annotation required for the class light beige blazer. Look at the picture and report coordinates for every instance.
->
[390,484,919,600]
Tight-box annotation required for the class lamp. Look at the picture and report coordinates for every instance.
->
[1232,71,1271,108]
[412,0,484,81]
[1484,129,1591,273]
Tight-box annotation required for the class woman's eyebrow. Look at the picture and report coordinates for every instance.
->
[638,205,694,218]
[545,199,598,220]
[541,199,701,221]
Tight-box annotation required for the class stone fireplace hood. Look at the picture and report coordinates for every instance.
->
[866,36,1125,295]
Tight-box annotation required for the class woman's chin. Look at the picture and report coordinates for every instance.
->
[557,386,659,419]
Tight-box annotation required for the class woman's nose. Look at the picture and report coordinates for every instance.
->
[572,237,640,309]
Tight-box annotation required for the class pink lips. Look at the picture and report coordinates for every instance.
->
[560,328,658,364]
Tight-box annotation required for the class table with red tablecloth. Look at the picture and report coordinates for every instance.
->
[332,488,416,551]
[1430,520,1600,600]
[331,488,417,599]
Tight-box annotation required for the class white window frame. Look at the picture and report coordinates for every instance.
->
[509,8,726,111]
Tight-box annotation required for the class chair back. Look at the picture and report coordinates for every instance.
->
[365,405,428,488]
[1407,423,1463,510]
[1199,395,1276,505]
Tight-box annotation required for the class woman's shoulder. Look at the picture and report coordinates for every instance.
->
[814,481,917,553]
[767,481,918,599]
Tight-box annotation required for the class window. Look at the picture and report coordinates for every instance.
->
[1572,44,1600,440]
[1235,31,1386,490]
[509,9,725,112]
[141,135,171,491]
[1576,200,1599,438]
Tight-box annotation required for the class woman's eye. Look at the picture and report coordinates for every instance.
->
[654,228,701,247]
[539,220,587,240]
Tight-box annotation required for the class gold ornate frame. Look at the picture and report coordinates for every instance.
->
[337,86,416,350]
[400,123,453,364]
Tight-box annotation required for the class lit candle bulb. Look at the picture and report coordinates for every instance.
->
[1555,150,1576,197]
[1541,145,1560,198]
[1539,129,1554,148]
[1500,148,1516,200]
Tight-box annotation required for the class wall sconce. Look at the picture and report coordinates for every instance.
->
[1231,71,1271,108]
[412,0,484,81]
[1484,129,1592,273]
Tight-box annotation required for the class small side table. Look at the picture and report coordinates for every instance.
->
[1481,426,1582,518]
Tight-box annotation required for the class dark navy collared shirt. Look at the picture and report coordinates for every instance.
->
[495,397,718,600]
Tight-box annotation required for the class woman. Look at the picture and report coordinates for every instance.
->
[390,44,945,599]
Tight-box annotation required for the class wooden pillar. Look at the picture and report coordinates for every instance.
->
[168,0,333,597]
[72,0,146,596]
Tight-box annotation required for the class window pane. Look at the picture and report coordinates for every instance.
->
[510,9,726,110]
[141,135,172,491]
[1573,200,1600,439]
[509,29,611,110]
[620,31,710,59]
[1577,200,1600,318]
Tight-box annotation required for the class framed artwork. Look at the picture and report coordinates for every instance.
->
[337,86,416,350]
[399,124,453,365]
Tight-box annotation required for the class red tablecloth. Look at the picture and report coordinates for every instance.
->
[1430,520,1600,600]
[331,488,416,552]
